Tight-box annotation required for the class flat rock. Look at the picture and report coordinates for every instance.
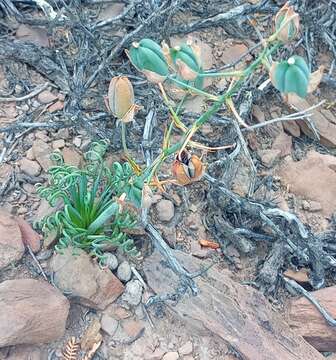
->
[101,313,119,337]
[50,247,124,309]
[32,139,53,171]
[221,41,249,65]
[34,198,61,223]
[288,94,336,148]
[144,251,323,360]
[5,345,46,360]
[19,158,41,177]
[272,132,292,157]
[0,210,24,269]
[62,147,82,167]
[258,149,281,168]
[288,286,336,351]
[0,279,69,347]
[121,318,145,339]
[283,120,301,137]
[37,90,57,104]
[278,150,336,216]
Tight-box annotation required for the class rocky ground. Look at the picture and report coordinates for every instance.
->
[1,0,336,360]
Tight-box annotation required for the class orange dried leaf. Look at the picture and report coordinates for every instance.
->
[199,239,220,249]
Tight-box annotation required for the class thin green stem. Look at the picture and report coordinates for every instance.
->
[121,122,128,155]
[176,93,188,115]
[158,83,187,132]
[168,76,219,100]
[146,42,281,183]
[198,70,244,78]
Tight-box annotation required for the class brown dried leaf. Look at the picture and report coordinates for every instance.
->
[199,239,220,249]
[307,65,324,93]
[62,337,80,360]
[80,319,102,352]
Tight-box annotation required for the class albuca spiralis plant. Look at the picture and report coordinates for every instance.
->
[36,141,142,261]
[40,3,324,260]
[106,1,324,203]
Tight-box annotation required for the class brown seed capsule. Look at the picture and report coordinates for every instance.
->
[172,150,203,185]
[108,76,139,122]
[274,2,300,43]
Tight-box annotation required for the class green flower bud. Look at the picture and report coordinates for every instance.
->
[170,43,201,81]
[126,39,169,83]
[270,56,309,98]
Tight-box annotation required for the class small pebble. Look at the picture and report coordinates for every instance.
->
[156,199,174,222]
[73,137,82,147]
[121,280,143,306]
[179,341,193,356]
[117,261,132,282]
[102,253,118,271]
[52,139,65,149]
[162,352,179,360]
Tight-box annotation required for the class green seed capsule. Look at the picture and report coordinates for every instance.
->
[127,39,168,83]
[170,43,201,81]
[271,56,310,98]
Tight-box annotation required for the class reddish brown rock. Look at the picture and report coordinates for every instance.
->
[258,149,281,168]
[288,286,336,351]
[31,139,53,171]
[221,41,249,65]
[50,247,124,309]
[62,147,82,167]
[16,217,41,253]
[0,279,69,347]
[122,319,145,339]
[0,210,24,269]
[144,251,323,360]
[272,131,292,157]
[278,151,336,216]
[283,120,301,137]
[19,158,41,177]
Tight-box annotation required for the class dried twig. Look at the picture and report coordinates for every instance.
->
[243,100,325,134]
[27,245,48,281]
[283,276,336,327]
[92,1,135,30]
[34,0,66,20]
[0,83,50,103]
